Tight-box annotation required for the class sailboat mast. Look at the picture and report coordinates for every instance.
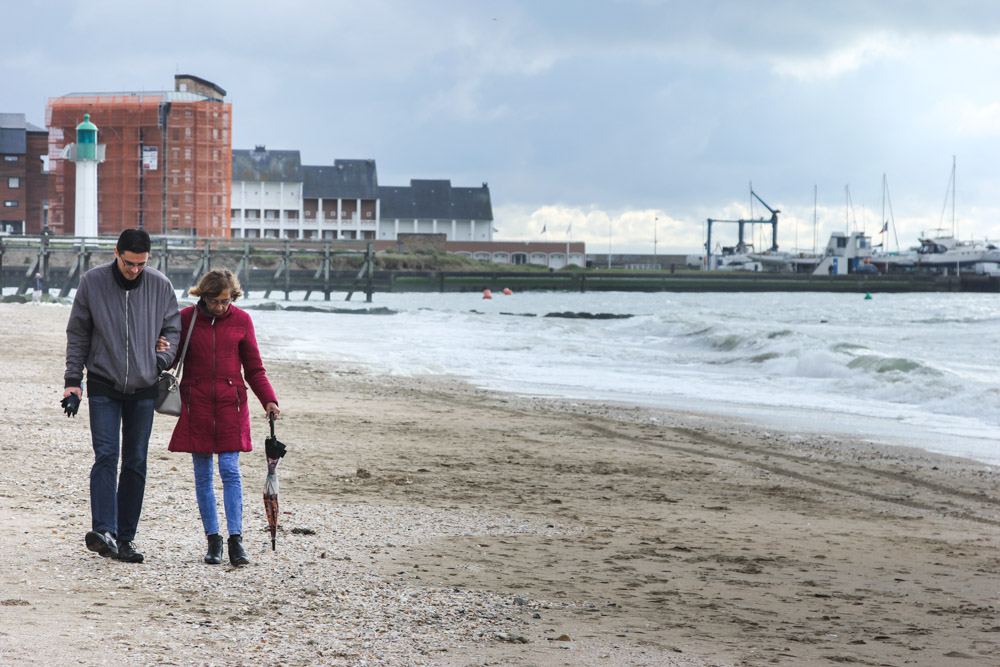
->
[881,173,886,243]
[951,155,957,238]
[813,185,818,254]
[844,185,849,233]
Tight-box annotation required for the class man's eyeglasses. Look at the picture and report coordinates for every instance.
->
[119,257,148,269]
[206,297,232,307]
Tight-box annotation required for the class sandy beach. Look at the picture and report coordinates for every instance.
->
[0,302,997,666]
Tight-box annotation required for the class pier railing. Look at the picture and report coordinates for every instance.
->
[2,235,995,300]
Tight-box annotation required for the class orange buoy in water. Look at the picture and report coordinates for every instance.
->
[502,287,513,295]
[482,289,493,299]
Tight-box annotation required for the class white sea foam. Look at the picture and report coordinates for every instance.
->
[244,291,1000,466]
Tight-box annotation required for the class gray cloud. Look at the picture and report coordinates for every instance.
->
[6,0,1000,251]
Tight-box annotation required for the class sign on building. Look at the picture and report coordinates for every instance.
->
[141,146,158,170]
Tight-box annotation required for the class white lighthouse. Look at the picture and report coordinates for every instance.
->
[66,114,105,237]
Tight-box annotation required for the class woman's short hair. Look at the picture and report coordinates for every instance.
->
[189,269,243,301]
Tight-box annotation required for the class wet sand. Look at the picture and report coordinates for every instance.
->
[0,303,997,666]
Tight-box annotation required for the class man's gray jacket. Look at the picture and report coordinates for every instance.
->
[65,263,181,394]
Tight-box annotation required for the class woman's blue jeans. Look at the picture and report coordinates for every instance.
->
[191,452,243,536]
[88,394,155,542]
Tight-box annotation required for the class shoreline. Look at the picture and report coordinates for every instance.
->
[1,303,997,666]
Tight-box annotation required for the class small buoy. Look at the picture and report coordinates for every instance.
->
[864,292,872,300]
[502,287,513,296]
[482,289,492,300]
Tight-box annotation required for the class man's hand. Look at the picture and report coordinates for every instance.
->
[156,336,171,353]
[61,387,82,417]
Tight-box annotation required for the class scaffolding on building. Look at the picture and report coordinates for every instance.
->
[46,92,232,238]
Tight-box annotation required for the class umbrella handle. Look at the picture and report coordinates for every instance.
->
[269,412,276,439]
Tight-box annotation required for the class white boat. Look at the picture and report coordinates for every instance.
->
[810,231,876,276]
[713,250,763,272]
[874,157,1000,274]
[872,235,1000,273]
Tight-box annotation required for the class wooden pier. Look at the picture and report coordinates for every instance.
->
[1,235,996,300]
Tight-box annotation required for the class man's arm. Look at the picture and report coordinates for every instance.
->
[156,288,181,371]
[64,275,92,392]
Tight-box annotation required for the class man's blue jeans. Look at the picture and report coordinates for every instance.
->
[88,395,155,541]
[192,452,243,536]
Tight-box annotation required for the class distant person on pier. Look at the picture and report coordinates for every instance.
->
[64,229,181,563]
[166,269,280,566]
[32,272,45,303]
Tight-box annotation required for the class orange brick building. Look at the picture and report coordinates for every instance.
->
[46,74,232,237]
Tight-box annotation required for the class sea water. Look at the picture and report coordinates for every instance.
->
[248,291,999,466]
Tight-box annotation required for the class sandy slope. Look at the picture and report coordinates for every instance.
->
[0,303,996,666]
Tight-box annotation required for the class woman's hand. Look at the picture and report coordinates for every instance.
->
[265,402,281,420]
[156,336,170,353]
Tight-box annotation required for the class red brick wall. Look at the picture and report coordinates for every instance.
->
[25,131,48,234]
[47,96,232,238]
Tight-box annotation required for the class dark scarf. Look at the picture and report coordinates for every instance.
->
[111,259,145,290]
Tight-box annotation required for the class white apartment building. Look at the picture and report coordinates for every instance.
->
[230,146,494,241]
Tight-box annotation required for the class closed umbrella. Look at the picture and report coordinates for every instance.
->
[263,414,287,551]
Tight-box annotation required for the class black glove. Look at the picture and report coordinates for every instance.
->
[61,393,81,417]
[265,436,287,459]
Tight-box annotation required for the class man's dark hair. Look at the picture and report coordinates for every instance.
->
[116,229,151,254]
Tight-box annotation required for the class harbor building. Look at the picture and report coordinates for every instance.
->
[46,74,232,237]
[0,113,48,235]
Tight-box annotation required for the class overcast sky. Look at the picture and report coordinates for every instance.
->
[6,0,1000,253]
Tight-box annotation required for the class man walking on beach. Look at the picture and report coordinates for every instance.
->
[64,229,181,563]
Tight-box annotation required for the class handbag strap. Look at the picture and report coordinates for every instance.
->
[174,310,198,377]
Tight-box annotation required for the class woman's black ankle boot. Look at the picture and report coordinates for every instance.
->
[228,534,249,566]
[204,533,224,564]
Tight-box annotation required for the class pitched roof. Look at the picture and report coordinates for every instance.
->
[303,160,378,198]
[379,180,493,221]
[232,147,302,182]
[0,113,27,154]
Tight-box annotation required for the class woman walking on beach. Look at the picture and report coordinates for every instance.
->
[167,269,280,565]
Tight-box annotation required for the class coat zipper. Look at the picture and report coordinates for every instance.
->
[185,314,193,419]
[211,315,217,439]
[123,290,130,390]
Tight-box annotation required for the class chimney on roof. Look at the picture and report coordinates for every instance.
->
[254,145,266,152]
[482,182,488,188]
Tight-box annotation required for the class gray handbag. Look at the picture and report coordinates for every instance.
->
[155,313,197,416]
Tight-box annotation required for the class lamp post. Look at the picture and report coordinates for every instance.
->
[653,216,658,263]
[607,219,612,269]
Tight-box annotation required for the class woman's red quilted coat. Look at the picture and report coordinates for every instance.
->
[168,304,277,454]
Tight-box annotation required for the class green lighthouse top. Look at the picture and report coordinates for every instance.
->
[76,113,98,158]
[76,113,97,132]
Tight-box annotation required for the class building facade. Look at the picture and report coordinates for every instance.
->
[0,113,48,235]
[448,240,586,269]
[46,74,232,237]
[230,146,493,242]
[379,179,493,242]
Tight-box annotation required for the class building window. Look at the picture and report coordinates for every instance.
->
[8,177,20,188]
[3,155,18,162]
[4,200,18,207]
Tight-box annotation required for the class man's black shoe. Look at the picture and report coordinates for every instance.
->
[85,530,118,558]
[116,540,144,563]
